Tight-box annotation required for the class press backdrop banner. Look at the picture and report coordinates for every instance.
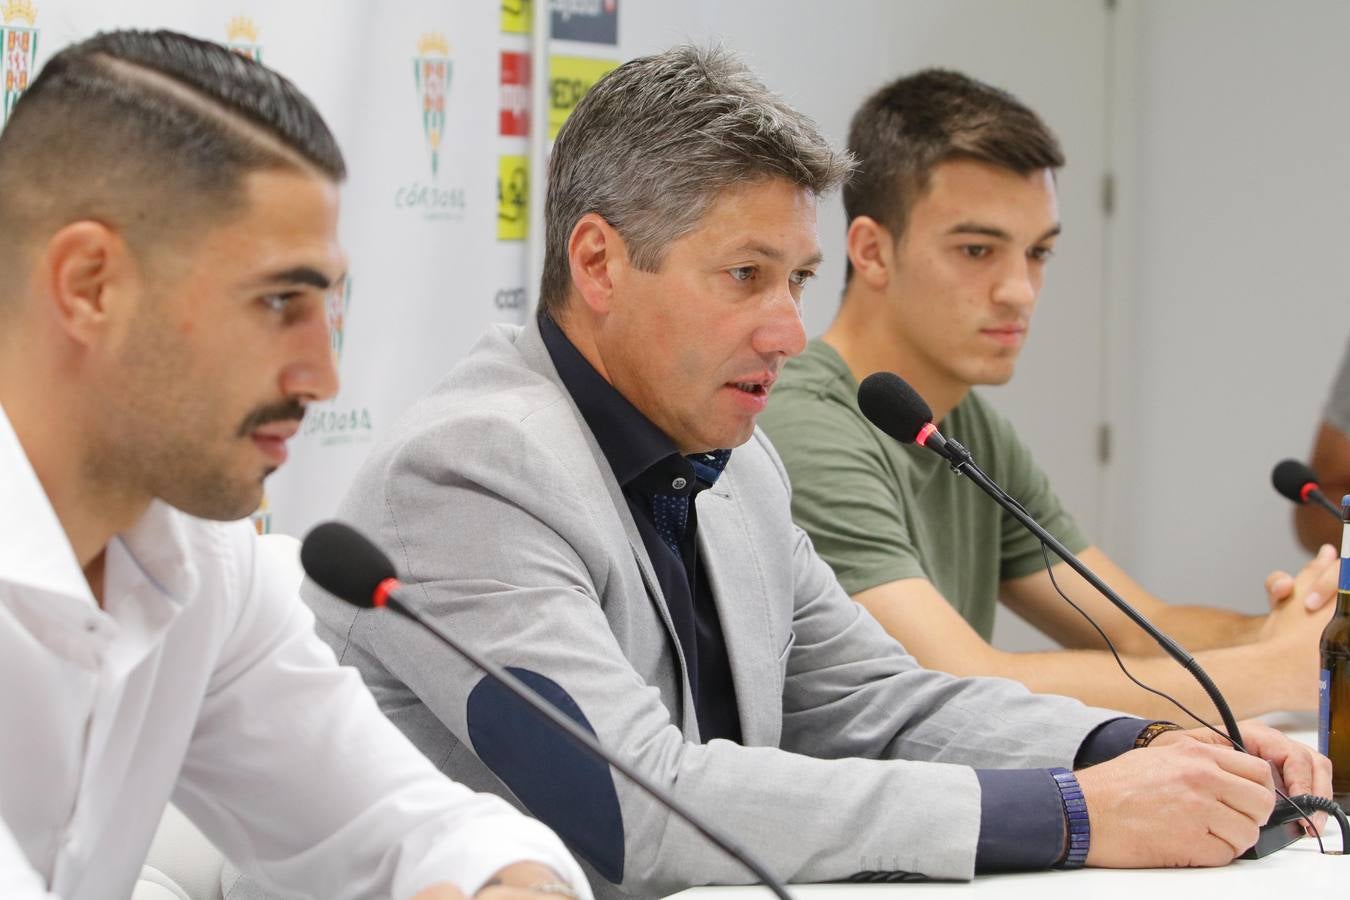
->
[5,0,622,538]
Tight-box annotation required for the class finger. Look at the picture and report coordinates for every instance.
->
[1271,744,1317,799]
[1204,801,1263,861]
[1265,571,1293,605]
[1305,591,1326,611]
[1210,744,1277,792]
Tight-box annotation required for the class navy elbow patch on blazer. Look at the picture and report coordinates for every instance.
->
[467,667,625,883]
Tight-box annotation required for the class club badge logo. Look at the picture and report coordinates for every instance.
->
[1,0,38,125]
[414,33,451,177]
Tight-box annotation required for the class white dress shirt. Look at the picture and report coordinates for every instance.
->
[0,406,591,900]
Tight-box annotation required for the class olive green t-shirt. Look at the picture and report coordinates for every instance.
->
[759,338,1090,641]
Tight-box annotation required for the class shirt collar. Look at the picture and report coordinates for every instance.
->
[540,312,720,492]
[0,403,198,610]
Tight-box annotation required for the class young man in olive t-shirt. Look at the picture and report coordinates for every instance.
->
[759,69,1339,720]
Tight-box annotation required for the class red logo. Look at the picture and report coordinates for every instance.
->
[500,51,530,137]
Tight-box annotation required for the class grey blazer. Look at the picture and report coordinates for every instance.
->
[308,317,1120,896]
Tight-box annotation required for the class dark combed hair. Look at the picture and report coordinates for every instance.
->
[0,28,344,272]
[843,69,1063,282]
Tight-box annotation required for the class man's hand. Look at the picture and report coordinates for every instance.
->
[1076,738,1276,867]
[1151,719,1333,834]
[1264,543,1338,614]
[1076,720,1332,867]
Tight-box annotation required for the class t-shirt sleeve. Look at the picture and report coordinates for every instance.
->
[982,402,1092,582]
[1324,334,1350,435]
[760,391,930,595]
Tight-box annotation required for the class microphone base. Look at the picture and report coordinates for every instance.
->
[1239,820,1303,860]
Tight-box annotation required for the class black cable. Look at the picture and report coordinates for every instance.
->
[1037,543,1336,855]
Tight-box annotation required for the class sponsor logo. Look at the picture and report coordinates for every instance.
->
[494,286,527,312]
[396,33,466,222]
[225,15,262,62]
[1,0,38,125]
[251,493,273,535]
[501,0,533,35]
[497,155,528,241]
[500,50,530,137]
[552,0,618,45]
[548,55,617,139]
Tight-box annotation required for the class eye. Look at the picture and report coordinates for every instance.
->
[1028,245,1055,263]
[261,292,300,313]
[959,245,991,260]
[728,266,756,283]
[789,269,816,288]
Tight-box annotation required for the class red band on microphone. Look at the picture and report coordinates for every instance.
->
[916,422,937,448]
[373,577,399,608]
[1300,482,1318,503]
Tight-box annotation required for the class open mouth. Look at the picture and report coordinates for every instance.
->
[732,381,769,396]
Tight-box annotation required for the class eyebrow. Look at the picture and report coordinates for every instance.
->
[733,241,824,269]
[947,222,1062,243]
[248,266,345,291]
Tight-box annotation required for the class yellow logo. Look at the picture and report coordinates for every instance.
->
[497,155,528,241]
[413,33,452,177]
[225,15,261,62]
[548,55,617,140]
[501,0,533,35]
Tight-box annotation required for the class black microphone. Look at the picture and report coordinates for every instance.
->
[1272,458,1343,520]
[301,521,794,900]
[855,371,1322,860]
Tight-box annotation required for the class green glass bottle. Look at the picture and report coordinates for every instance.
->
[1318,495,1350,804]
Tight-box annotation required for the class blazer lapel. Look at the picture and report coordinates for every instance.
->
[696,473,783,748]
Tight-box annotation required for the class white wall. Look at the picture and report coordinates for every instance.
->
[1118,0,1350,611]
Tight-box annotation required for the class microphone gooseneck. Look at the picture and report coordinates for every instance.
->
[855,372,1243,748]
[301,523,795,900]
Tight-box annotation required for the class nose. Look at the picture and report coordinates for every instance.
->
[751,286,808,359]
[991,255,1039,312]
[280,305,340,403]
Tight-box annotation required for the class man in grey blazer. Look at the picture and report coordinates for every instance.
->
[307,46,1330,896]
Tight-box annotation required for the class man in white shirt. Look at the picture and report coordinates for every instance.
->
[0,29,589,900]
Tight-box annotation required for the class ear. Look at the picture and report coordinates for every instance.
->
[39,221,136,347]
[845,215,895,290]
[566,212,625,316]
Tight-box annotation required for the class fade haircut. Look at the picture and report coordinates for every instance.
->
[538,44,854,318]
[844,69,1063,283]
[0,29,345,298]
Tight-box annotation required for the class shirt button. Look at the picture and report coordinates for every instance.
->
[85,621,98,633]
[671,477,687,490]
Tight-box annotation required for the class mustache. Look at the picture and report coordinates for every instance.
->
[236,398,308,437]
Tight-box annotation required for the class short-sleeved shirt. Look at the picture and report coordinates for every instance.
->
[1325,334,1350,435]
[758,338,1090,641]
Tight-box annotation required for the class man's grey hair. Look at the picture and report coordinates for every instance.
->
[538,45,854,317]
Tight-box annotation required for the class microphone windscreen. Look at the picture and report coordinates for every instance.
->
[1271,459,1320,504]
[300,521,398,607]
[857,371,933,444]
